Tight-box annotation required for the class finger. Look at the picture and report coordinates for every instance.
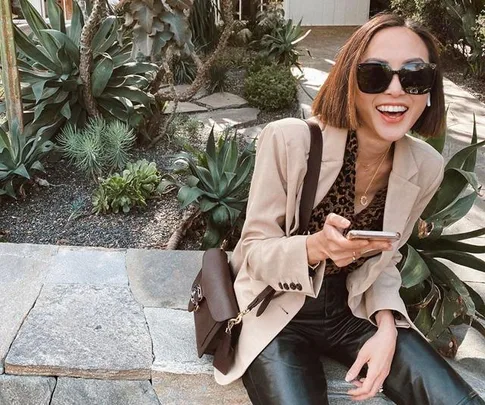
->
[345,355,367,383]
[348,370,378,397]
[366,240,393,251]
[325,213,351,230]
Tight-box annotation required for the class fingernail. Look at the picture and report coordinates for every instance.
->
[345,373,353,382]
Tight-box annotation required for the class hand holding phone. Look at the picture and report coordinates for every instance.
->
[346,230,400,258]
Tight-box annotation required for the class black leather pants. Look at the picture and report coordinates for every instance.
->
[242,273,484,405]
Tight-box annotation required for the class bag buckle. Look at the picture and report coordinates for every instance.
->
[190,284,203,311]
[226,308,249,335]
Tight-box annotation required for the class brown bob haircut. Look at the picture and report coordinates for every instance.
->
[312,13,445,138]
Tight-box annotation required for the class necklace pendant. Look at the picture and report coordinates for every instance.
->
[360,195,368,206]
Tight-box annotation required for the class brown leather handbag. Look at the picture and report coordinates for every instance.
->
[188,120,323,375]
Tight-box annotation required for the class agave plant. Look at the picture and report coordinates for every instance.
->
[257,19,310,68]
[0,121,54,198]
[2,0,157,134]
[399,116,485,357]
[161,128,256,249]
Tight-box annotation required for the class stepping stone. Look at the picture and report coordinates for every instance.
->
[0,375,56,405]
[5,284,152,380]
[0,243,57,374]
[198,92,248,109]
[145,307,212,376]
[173,84,208,100]
[163,101,208,114]
[127,249,204,309]
[152,373,250,405]
[50,378,160,405]
[44,246,127,285]
[195,108,260,132]
[237,124,266,143]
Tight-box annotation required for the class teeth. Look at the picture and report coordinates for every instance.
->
[377,105,408,113]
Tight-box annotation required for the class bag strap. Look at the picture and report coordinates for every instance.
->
[298,119,323,235]
[227,120,323,332]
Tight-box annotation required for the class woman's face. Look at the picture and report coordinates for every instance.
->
[355,26,430,143]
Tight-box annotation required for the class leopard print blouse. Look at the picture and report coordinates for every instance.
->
[307,130,388,275]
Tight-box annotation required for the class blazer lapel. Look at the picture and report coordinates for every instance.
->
[314,125,348,206]
[351,134,422,295]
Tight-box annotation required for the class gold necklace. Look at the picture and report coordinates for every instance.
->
[359,145,391,206]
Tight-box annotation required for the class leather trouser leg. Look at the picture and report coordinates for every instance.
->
[327,316,485,405]
[242,273,485,405]
[242,322,329,405]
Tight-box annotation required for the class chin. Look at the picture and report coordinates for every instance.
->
[372,121,411,142]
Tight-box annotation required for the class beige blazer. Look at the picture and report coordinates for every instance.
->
[214,117,444,385]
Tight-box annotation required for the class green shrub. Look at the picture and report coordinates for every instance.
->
[443,0,485,78]
[173,55,198,85]
[207,63,228,93]
[244,65,297,110]
[390,0,453,45]
[58,117,135,178]
[92,159,161,214]
[251,2,286,41]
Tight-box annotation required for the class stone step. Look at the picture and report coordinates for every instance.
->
[5,284,152,380]
[1,245,484,403]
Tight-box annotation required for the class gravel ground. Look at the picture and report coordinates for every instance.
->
[0,65,300,250]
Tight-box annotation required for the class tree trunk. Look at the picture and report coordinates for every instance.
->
[147,0,235,146]
[165,208,201,250]
[79,0,105,118]
[0,0,23,132]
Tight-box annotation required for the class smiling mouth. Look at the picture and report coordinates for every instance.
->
[376,105,409,119]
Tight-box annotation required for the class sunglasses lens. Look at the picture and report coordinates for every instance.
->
[357,63,391,94]
[400,63,436,94]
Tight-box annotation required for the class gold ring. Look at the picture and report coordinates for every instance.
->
[352,252,356,262]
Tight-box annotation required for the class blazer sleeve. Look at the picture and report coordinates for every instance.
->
[364,157,445,327]
[238,121,322,297]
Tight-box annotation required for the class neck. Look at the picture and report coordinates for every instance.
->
[355,127,393,162]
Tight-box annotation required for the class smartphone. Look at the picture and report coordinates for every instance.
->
[346,230,401,241]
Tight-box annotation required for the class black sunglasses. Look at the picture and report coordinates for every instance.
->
[357,62,437,95]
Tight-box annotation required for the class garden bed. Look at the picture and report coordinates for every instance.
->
[0,65,300,250]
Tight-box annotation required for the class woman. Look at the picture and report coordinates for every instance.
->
[214,13,485,404]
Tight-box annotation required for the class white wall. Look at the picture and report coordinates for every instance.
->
[284,0,370,26]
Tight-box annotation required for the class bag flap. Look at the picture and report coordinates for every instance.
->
[200,248,239,322]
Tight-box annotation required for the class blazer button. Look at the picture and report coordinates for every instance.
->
[290,282,296,290]
[296,283,302,291]
[283,283,289,290]
[278,282,283,289]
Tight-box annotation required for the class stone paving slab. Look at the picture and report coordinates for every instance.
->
[237,124,266,143]
[0,243,57,374]
[173,84,208,100]
[50,378,160,405]
[0,375,56,405]
[194,108,260,132]
[5,284,152,380]
[44,246,127,285]
[198,92,248,109]
[164,101,208,114]
[127,249,203,309]
[152,373,250,405]
[144,307,212,376]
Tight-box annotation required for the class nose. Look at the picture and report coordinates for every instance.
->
[385,73,405,96]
